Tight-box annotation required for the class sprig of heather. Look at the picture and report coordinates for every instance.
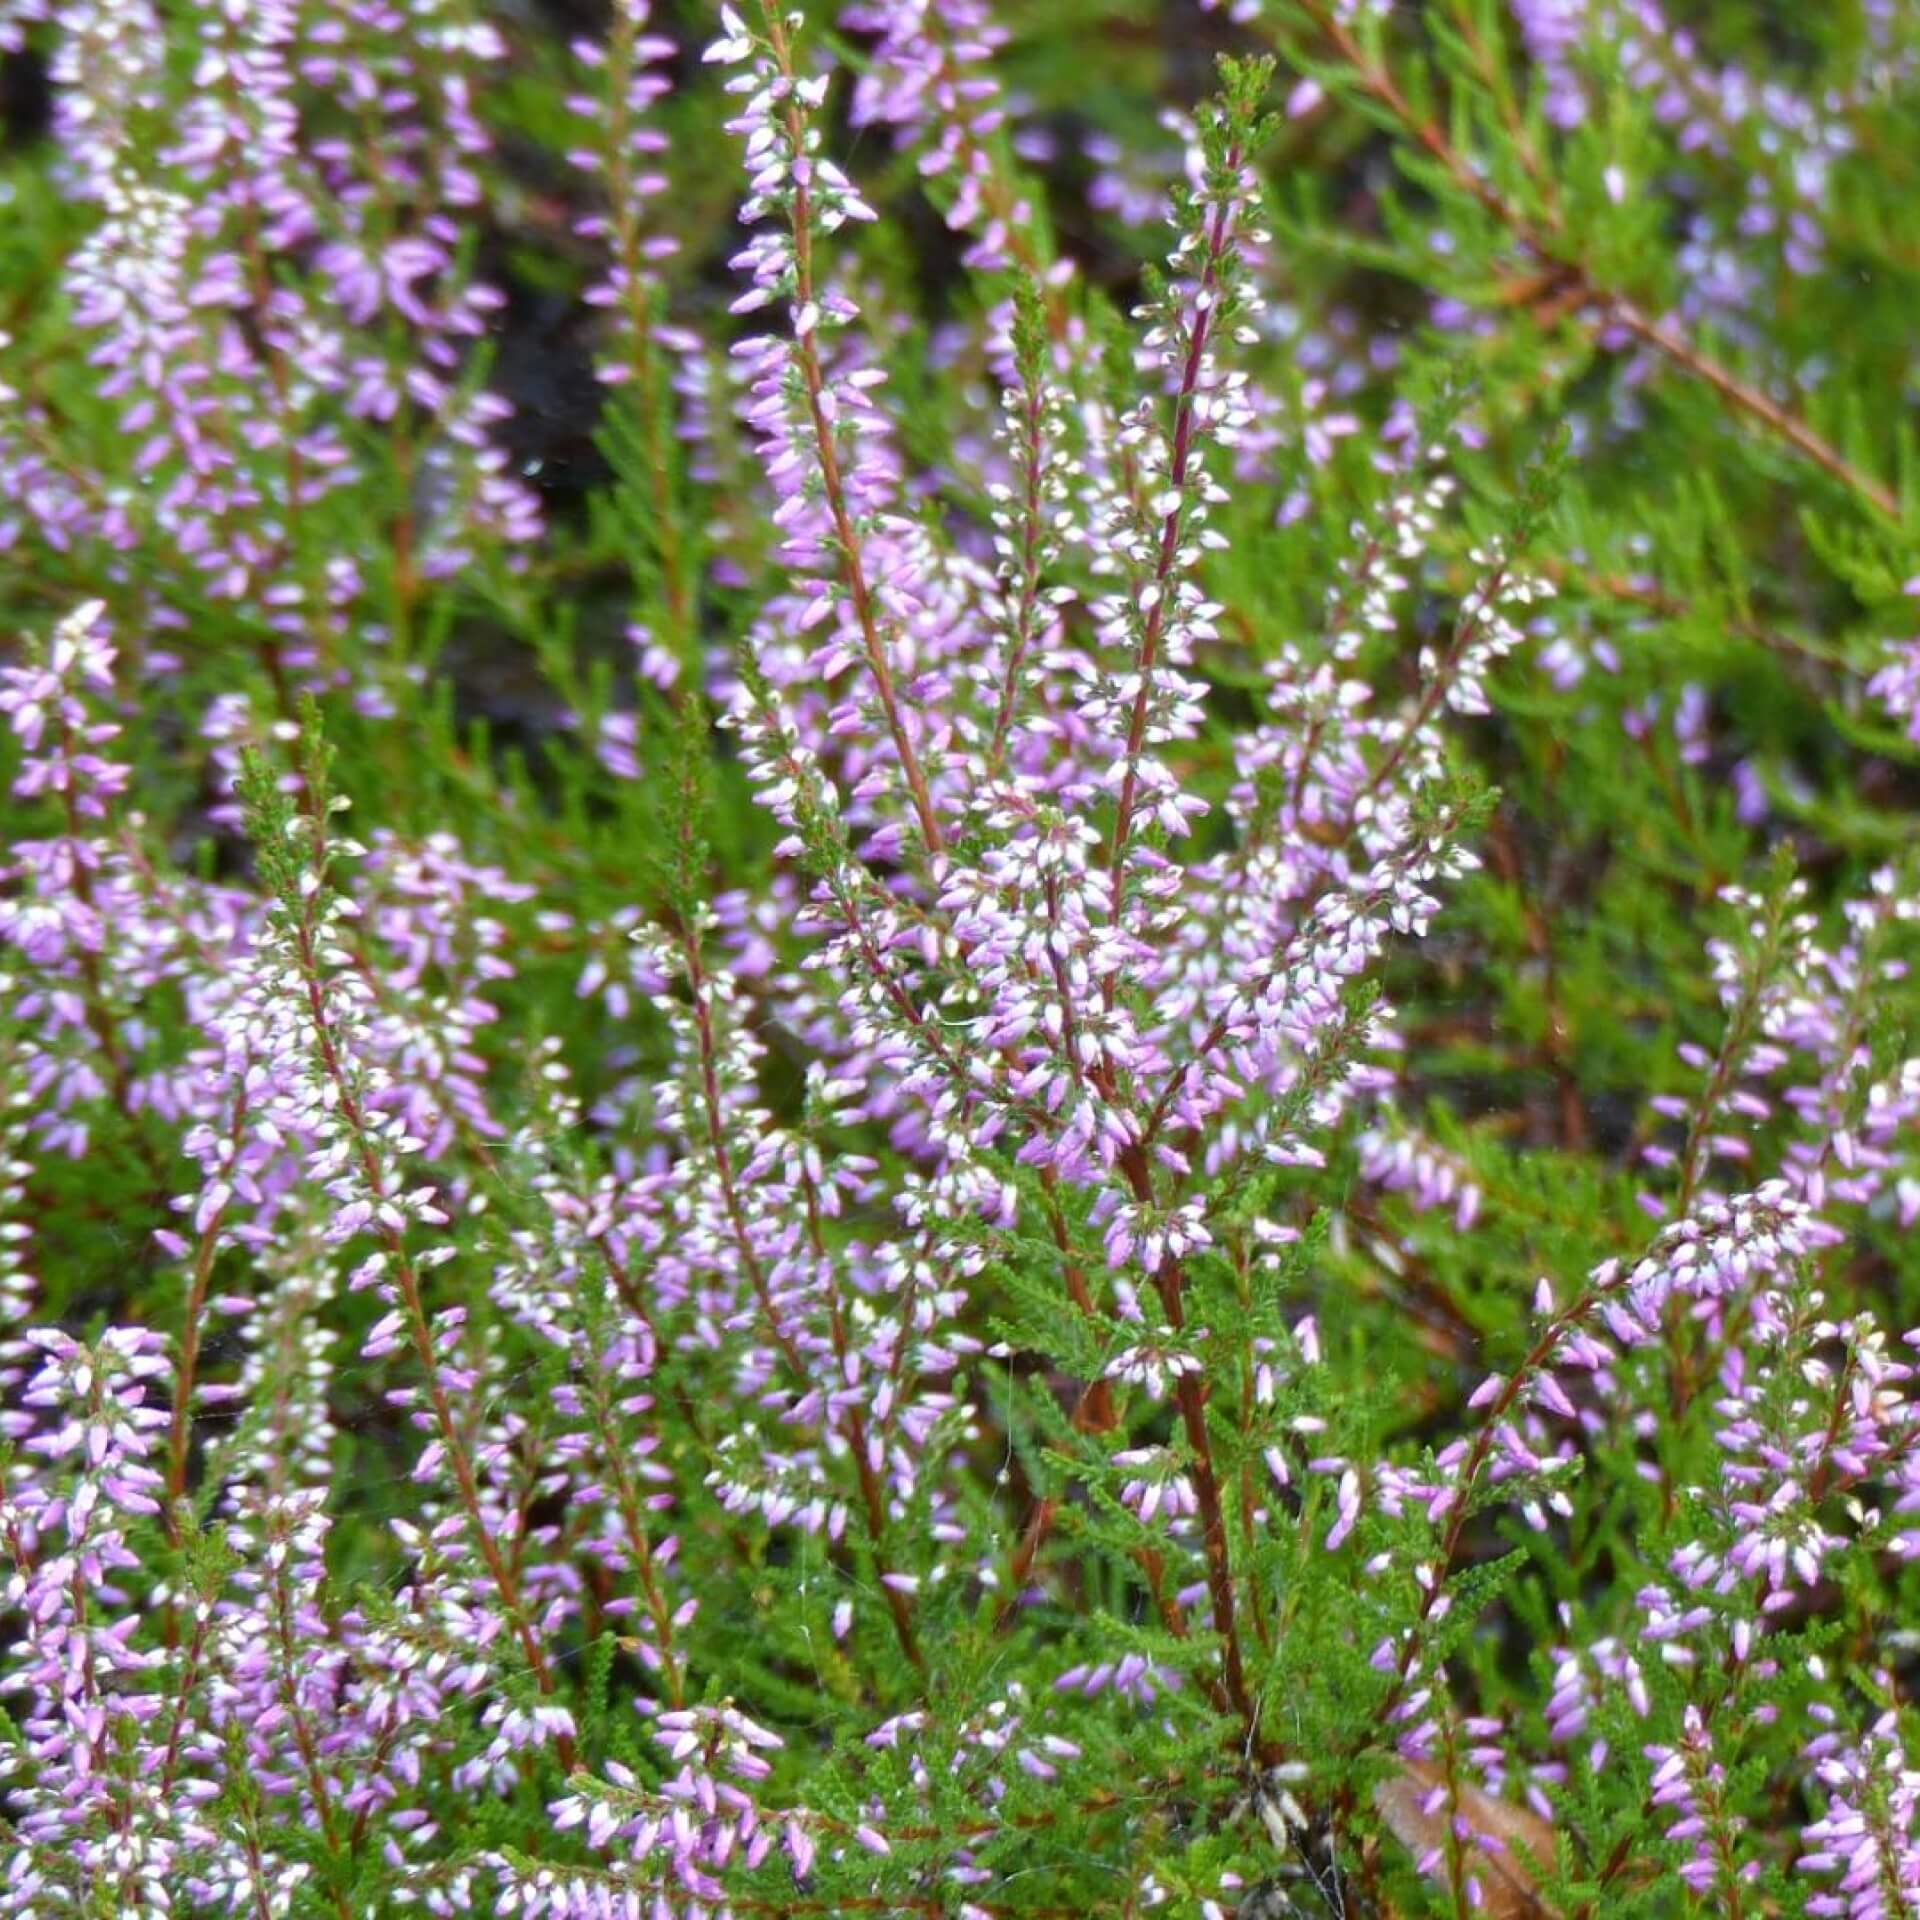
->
[233,731,573,1755]
[482,1033,698,1709]
[1800,1701,1920,1918]
[15,0,540,704]
[842,0,1041,276]
[634,911,962,1670]
[1333,861,1920,1897]
[718,58,1540,1783]
[565,0,697,662]
[0,601,128,966]
[5,6,1920,1915]
[566,0,678,385]
[978,277,1078,777]
[0,1326,175,1914]
[709,4,950,862]
[0,602,189,1183]
[1346,1180,1832,1790]
[1091,61,1271,931]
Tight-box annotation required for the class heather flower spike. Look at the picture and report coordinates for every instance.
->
[3,4,1920,1917]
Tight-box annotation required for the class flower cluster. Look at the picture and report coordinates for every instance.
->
[3,3,1920,1918]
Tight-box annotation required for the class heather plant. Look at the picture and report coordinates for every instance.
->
[2,0,1920,1915]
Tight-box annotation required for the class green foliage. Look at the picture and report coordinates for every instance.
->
[6,0,1920,1915]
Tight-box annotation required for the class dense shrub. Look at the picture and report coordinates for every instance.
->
[2,0,1920,1914]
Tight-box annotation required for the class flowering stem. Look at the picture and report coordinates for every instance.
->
[1121,1109,1263,1736]
[678,915,925,1674]
[985,334,1056,778]
[1102,151,1244,931]
[278,835,571,1756]
[604,10,695,655]
[760,6,945,860]
[266,1555,356,1920]
[1359,554,1515,808]
[1358,1264,1634,1782]
[51,713,167,1188]
[157,1607,213,1797]
[582,1363,688,1708]
[165,1096,246,1527]
[916,1,1049,289]
[1439,1723,1474,1920]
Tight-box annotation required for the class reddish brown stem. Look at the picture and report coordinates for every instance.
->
[677,920,925,1674]
[284,876,571,1764]
[1291,0,1901,522]
[1104,150,1245,942]
[762,8,945,859]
